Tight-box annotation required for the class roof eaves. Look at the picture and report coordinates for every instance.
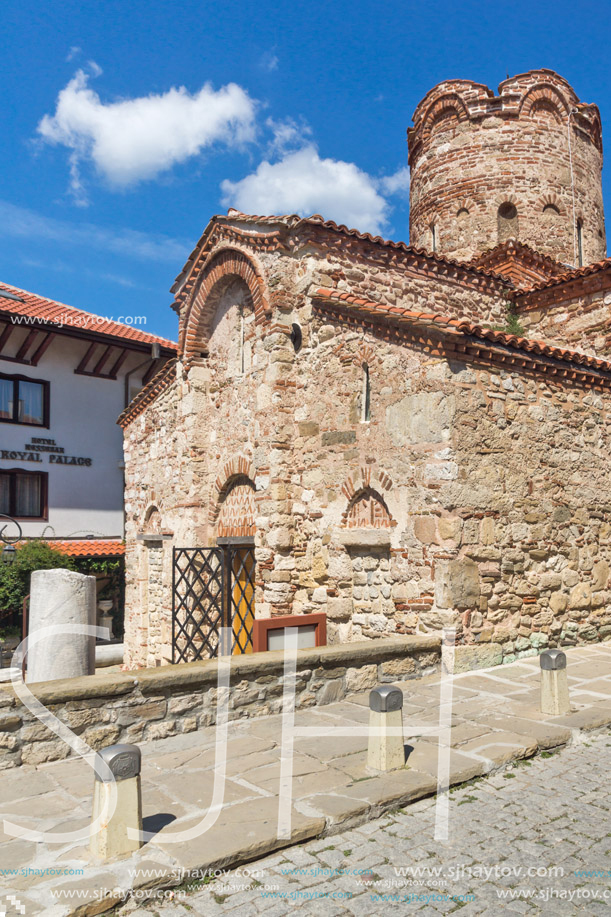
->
[171,211,513,310]
[515,258,611,298]
[312,288,611,377]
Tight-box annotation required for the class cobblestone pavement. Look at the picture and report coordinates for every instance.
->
[123,733,611,916]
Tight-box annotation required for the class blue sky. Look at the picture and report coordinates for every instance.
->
[1,0,608,340]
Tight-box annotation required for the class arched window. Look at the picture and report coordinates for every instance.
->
[457,207,469,218]
[498,203,519,243]
[543,203,560,215]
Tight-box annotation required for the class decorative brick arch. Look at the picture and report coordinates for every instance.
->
[520,85,569,121]
[209,455,256,527]
[216,476,256,538]
[181,248,270,363]
[421,93,469,143]
[456,198,476,217]
[355,342,377,368]
[341,466,393,503]
[539,193,565,215]
[143,504,162,533]
[342,487,392,529]
[495,193,518,208]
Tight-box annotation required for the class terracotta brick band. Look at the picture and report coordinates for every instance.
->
[180,248,270,364]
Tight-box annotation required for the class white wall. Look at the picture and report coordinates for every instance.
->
[0,333,155,538]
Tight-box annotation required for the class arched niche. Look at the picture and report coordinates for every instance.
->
[216,475,256,539]
[181,249,268,365]
[144,505,162,533]
[344,487,392,529]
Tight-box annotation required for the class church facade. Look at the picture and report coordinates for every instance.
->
[120,69,611,669]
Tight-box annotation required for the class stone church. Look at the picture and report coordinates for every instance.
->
[121,69,611,670]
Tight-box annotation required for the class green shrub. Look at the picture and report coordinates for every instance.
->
[0,540,76,622]
[505,302,526,337]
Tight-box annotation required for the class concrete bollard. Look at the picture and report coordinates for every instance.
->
[90,744,143,861]
[367,685,405,771]
[27,568,96,683]
[540,649,571,716]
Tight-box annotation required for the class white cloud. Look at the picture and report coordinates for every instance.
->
[260,51,279,72]
[265,117,312,156]
[87,59,103,78]
[0,200,189,263]
[379,165,410,198]
[38,70,257,196]
[221,145,389,235]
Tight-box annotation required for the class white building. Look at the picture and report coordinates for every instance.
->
[0,282,176,543]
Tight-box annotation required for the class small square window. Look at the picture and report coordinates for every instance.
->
[0,470,47,519]
[0,374,48,426]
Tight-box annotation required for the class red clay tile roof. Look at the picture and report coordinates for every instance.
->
[49,540,125,557]
[0,281,177,351]
[470,240,566,286]
[314,288,611,375]
[171,210,512,300]
[514,258,611,296]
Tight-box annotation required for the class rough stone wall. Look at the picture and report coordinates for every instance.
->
[123,370,183,667]
[408,70,606,265]
[0,637,439,769]
[445,365,611,660]
[123,226,611,671]
[293,231,508,326]
[123,236,506,668]
[517,283,611,358]
[268,304,611,661]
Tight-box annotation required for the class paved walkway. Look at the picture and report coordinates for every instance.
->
[122,733,611,916]
[1,644,611,915]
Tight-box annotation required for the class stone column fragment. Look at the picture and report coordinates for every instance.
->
[367,684,405,771]
[540,649,571,716]
[90,743,143,861]
[27,568,96,683]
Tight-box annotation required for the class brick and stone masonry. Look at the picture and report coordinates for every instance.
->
[119,69,611,672]
[408,69,606,265]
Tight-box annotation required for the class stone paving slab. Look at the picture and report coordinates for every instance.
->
[0,644,610,915]
[124,737,611,917]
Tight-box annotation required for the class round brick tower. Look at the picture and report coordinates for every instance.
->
[408,70,606,266]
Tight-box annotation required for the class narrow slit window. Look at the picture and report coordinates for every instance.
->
[430,224,437,252]
[239,308,245,374]
[362,364,371,422]
[577,220,584,267]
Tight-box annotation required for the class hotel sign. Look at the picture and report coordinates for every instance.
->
[0,437,92,467]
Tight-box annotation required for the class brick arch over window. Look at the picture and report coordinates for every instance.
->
[342,487,392,529]
[340,466,395,530]
[215,475,256,538]
[340,466,393,501]
[143,504,162,533]
[520,85,569,121]
[209,455,256,529]
[181,249,270,363]
[539,193,564,215]
[420,94,469,143]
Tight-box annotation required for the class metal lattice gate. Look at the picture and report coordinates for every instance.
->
[172,546,255,663]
